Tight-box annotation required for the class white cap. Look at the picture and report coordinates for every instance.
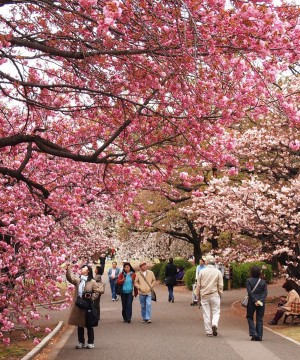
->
[204,255,215,264]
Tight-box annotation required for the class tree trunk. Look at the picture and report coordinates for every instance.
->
[193,241,202,265]
[209,238,218,249]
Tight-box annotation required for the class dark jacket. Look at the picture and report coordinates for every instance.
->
[165,262,177,286]
[246,277,268,304]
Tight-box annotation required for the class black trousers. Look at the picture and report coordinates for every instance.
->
[246,301,265,339]
[121,292,133,321]
[78,326,94,344]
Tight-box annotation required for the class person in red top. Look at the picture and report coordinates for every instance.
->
[117,262,138,323]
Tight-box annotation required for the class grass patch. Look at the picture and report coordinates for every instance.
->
[274,326,300,343]
[0,344,31,360]
[0,328,52,360]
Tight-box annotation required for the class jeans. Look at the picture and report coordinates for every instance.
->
[78,326,94,344]
[121,292,133,321]
[167,284,174,300]
[139,294,152,320]
[247,301,265,339]
[201,295,221,335]
[110,279,117,299]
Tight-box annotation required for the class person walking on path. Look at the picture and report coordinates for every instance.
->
[268,279,299,325]
[246,265,268,341]
[195,258,206,305]
[195,258,206,281]
[66,263,101,349]
[196,254,223,337]
[165,257,177,303]
[116,262,138,323]
[94,265,104,320]
[98,253,106,274]
[108,261,121,301]
[134,261,156,323]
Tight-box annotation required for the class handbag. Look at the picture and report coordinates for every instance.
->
[151,289,157,302]
[140,273,157,302]
[116,283,123,296]
[241,296,249,307]
[75,295,91,310]
[241,279,261,308]
[85,302,99,327]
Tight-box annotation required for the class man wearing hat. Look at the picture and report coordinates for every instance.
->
[134,261,156,323]
[196,254,223,337]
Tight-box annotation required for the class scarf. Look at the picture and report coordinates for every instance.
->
[78,275,88,297]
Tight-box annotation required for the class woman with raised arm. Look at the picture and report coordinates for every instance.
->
[66,263,101,349]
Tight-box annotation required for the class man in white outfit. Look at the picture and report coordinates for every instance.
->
[196,254,223,337]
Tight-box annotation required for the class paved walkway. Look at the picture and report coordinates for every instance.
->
[36,280,299,360]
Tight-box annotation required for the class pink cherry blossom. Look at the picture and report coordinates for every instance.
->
[33,338,40,345]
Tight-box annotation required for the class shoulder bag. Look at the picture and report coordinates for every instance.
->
[86,302,99,327]
[140,273,157,301]
[75,292,92,310]
[241,279,261,308]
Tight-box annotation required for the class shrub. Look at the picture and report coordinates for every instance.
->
[173,258,193,270]
[183,266,197,290]
[151,262,165,279]
[180,261,272,291]
[231,261,272,288]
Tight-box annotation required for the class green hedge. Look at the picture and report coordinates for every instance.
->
[231,261,272,288]
[151,262,165,278]
[183,266,197,290]
[180,261,272,291]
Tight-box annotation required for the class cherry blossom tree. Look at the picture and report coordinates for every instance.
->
[121,169,215,263]
[186,103,300,278]
[116,229,194,262]
[1,0,300,343]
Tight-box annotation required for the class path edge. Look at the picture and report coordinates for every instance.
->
[21,321,64,360]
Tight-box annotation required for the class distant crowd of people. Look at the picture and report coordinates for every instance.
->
[65,254,300,349]
[65,259,156,349]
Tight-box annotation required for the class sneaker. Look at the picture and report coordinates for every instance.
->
[86,343,95,349]
[115,297,119,301]
[76,342,85,349]
[142,319,147,323]
[206,334,213,337]
[268,320,277,325]
[112,298,115,301]
[212,325,218,336]
[147,319,152,323]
